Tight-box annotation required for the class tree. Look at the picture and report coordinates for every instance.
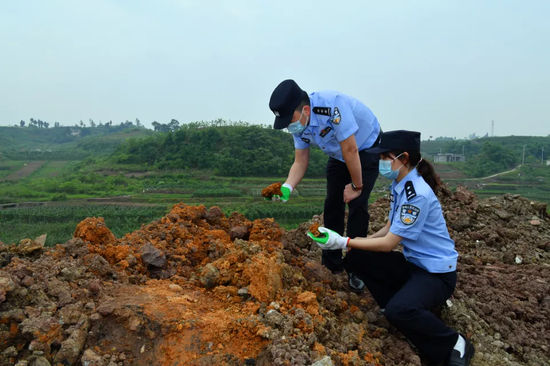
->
[54,122,60,128]
[135,118,141,127]
[169,119,180,131]
[80,120,85,127]
[89,119,96,128]
[20,120,25,127]
[44,122,49,128]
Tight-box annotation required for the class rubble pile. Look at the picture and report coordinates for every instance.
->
[0,186,548,366]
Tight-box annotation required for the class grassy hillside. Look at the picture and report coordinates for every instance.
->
[423,135,550,163]
[0,125,153,160]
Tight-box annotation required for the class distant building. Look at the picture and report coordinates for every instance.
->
[433,153,466,163]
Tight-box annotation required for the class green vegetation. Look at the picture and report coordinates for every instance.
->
[110,121,329,177]
[0,205,170,246]
[423,136,550,177]
[0,124,153,160]
[1,123,549,247]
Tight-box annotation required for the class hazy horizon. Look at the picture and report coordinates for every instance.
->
[1,1,549,140]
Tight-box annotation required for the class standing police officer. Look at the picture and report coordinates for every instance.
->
[268,79,381,293]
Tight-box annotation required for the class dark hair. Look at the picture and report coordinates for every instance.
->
[381,150,442,191]
[295,92,310,111]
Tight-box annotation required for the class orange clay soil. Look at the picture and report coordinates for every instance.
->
[261,182,282,199]
[309,223,323,238]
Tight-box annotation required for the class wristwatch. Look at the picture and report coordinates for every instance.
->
[351,183,363,191]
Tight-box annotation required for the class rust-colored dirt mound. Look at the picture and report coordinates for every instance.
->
[0,186,549,366]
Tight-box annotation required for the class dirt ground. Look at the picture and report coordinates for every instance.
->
[1,161,46,181]
[0,185,549,366]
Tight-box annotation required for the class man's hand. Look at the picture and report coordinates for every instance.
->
[271,183,292,203]
[344,183,361,204]
[307,227,349,250]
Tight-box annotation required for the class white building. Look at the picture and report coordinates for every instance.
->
[434,153,466,163]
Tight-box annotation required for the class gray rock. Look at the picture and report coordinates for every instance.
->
[81,348,103,366]
[312,356,334,366]
[139,243,166,268]
[27,356,51,366]
[237,287,250,299]
[264,309,285,328]
[60,267,82,282]
[494,209,513,220]
[2,346,18,357]
[0,276,15,303]
[200,264,219,289]
[53,314,90,366]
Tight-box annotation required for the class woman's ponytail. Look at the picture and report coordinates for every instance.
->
[416,158,442,192]
[388,150,442,192]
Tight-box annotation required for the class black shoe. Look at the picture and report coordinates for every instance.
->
[348,272,365,294]
[446,335,475,366]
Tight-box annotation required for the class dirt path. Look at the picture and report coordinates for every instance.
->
[1,161,46,181]
[478,164,522,180]
[453,165,523,182]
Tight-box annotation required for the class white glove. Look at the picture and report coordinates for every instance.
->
[306,227,349,250]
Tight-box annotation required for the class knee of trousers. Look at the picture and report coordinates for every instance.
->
[384,302,422,325]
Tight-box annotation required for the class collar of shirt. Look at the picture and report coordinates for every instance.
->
[392,168,419,197]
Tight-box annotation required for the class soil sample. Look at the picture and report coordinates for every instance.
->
[261,182,283,199]
[309,223,324,238]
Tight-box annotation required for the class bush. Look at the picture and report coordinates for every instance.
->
[52,193,68,201]
[192,188,243,197]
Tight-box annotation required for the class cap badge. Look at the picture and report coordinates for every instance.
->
[274,111,280,117]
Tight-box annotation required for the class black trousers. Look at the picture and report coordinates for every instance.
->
[321,149,380,272]
[347,251,459,366]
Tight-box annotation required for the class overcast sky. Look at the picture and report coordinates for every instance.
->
[1,0,549,139]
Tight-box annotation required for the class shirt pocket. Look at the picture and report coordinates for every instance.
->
[324,129,340,151]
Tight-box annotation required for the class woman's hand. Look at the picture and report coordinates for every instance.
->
[307,227,349,250]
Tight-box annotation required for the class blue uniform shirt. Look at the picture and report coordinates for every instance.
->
[389,168,458,273]
[292,90,380,162]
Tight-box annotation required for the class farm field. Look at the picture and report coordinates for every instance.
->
[1,157,549,247]
[0,161,46,181]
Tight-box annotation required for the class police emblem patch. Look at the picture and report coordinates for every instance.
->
[332,107,341,124]
[274,111,280,117]
[400,204,420,226]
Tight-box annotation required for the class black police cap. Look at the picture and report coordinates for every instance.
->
[269,79,307,130]
[365,130,421,154]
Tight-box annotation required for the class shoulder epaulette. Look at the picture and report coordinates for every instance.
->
[312,107,331,116]
[405,181,416,200]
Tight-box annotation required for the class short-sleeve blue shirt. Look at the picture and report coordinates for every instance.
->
[292,90,380,162]
[388,168,458,273]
